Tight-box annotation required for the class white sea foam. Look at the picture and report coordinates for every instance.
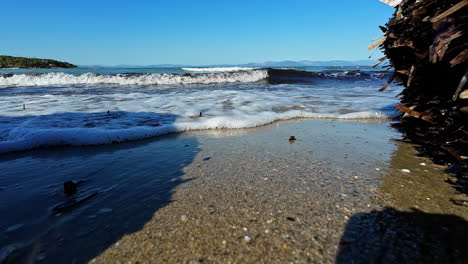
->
[182,67,256,72]
[0,110,389,154]
[0,72,401,153]
[0,70,268,87]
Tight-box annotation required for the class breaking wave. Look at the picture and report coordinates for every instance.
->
[0,64,399,153]
[0,70,269,87]
[0,111,390,154]
[266,69,387,84]
[182,67,255,72]
[0,69,388,87]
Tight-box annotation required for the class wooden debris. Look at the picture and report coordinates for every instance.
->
[429,29,462,63]
[453,70,468,101]
[395,104,436,124]
[441,145,464,161]
[396,104,420,117]
[412,7,428,17]
[377,0,468,187]
[451,50,468,66]
[430,0,468,23]
[379,73,395,92]
[397,70,409,75]
[460,90,468,99]
[372,34,386,41]
[372,56,388,68]
[406,65,416,87]
[389,39,415,49]
[368,37,387,50]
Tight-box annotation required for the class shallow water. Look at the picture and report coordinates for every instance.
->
[1,119,466,263]
[0,67,400,153]
[0,133,201,262]
[4,66,465,262]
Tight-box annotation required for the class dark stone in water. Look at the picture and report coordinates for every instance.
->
[64,181,77,195]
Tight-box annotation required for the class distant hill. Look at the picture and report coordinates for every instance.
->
[240,60,375,67]
[81,60,375,68]
[0,55,76,69]
[104,64,192,68]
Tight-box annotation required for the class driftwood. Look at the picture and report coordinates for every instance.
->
[368,38,387,50]
[373,56,388,68]
[430,0,468,23]
[376,0,468,192]
[395,104,436,124]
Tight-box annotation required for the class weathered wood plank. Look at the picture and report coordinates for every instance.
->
[430,0,468,23]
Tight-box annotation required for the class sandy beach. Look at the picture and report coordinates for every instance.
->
[1,119,467,263]
[91,120,467,263]
[20,118,461,263]
[2,0,467,263]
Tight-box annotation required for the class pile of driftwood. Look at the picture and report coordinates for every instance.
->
[372,0,467,189]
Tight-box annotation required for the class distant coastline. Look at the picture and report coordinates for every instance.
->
[0,55,76,69]
[78,60,376,68]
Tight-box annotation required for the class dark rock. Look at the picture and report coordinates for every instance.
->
[64,181,77,195]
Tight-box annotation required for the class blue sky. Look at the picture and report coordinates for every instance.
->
[0,0,394,65]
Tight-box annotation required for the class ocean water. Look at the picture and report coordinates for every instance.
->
[0,66,403,262]
[0,66,401,153]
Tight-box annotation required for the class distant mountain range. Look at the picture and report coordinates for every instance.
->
[240,60,375,67]
[80,60,375,68]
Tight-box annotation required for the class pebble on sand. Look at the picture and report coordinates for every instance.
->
[401,169,411,173]
[181,215,188,222]
[64,181,77,195]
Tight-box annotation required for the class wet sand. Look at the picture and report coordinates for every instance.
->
[1,120,467,263]
[90,120,467,263]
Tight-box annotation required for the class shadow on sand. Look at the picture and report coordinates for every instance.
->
[336,207,468,264]
[0,112,200,263]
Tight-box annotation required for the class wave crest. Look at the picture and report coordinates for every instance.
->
[0,70,269,87]
[182,67,255,72]
[0,111,390,154]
